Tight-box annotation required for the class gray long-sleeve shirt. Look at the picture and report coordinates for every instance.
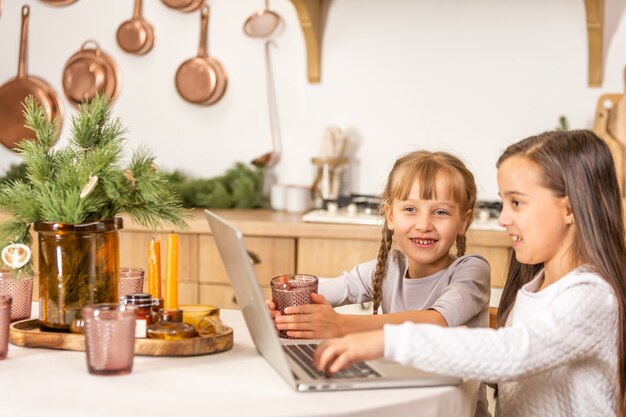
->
[319,249,491,328]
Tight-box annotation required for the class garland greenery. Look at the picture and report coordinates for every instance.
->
[166,164,266,209]
[0,94,191,269]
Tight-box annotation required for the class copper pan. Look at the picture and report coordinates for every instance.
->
[117,0,155,55]
[0,5,63,151]
[62,40,121,108]
[39,0,78,6]
[161,0,203,13]
[175,4,227,105]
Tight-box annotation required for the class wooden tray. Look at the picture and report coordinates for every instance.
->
[9,319,233,357]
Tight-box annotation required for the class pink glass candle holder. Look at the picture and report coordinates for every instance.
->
[0,295,12,360]
[0,270,33,322]
[119,267,145,299]
[81,303,136,376]
[271,274,318,338]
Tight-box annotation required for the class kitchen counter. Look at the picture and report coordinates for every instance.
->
[121,208,512,247]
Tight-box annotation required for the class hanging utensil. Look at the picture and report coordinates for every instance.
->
[62,40,121,108]
[0,5,63,151]
[243,0,282,39]
[175,4,227,106]
[161,0,203,13]
[117,0,155,55]
[251,41,281,168]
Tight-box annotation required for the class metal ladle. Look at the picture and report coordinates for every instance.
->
[243,0,282,39]
[251,41,281,168]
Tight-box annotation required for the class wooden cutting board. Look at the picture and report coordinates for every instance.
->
[9,319,233,356]
[593,93,625,196]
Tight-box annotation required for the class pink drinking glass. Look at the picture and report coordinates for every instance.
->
[0,270,33,322]
[82,303,136,375]
[271,274,318,338]
[0,295,12,360]
[119,267,145,299]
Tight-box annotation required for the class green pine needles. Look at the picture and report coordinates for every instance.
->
[0,94,190,249]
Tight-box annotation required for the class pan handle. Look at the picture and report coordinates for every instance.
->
[265,40,281,166]
[17,5,30,78]
[133,0,143,19]
[197,3,209,57]
[81,39,102,54]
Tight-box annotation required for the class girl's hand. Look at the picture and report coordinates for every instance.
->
[265,299,281,319]
[275,293,344,339]
[313,330,385,374]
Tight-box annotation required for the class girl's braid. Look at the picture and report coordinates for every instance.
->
[371,224,393,315]
[455,234,466,257]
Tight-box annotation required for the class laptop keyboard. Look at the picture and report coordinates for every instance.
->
[283,343,382,380]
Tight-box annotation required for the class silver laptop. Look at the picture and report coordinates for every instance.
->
[205,209,461,392]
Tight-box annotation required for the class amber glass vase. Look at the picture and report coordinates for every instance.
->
[34,218,123,331]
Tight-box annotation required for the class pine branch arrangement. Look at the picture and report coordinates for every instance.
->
[0,94,190,263]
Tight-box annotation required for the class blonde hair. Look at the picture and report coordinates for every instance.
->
[371,150,477,314]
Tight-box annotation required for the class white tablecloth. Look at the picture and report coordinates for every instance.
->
[0,309,480,417]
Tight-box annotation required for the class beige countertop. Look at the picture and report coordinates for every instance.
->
[120,208,512,247]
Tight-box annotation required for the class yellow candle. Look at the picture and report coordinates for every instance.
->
[147,237,161,299]
[164,233,179,311]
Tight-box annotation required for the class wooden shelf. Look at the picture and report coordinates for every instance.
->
[288,1,604,87]
[290,0,326,83]
[584,0,604,87]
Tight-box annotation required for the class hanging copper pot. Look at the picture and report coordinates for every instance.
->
[39,0,78,5]
[161,0,203,13]
[117,0,155,55]
[0,5,63,151]
[175,4,227,105]
[62,41,121,108]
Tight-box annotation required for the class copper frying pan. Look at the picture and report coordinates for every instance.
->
[0,5,63,151]
[161,0,204,13]
[117,0,155,55]
[62,41,121,108]
[39,0,78,5]
[175,4,227,105]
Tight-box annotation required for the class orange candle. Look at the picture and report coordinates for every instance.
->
[147,237,161,299]
[164,233,179,311]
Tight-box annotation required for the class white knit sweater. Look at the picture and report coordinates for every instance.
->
[384,267,619,417]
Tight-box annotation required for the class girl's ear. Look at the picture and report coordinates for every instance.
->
[458,209,473,235]
[384,202,394,230]
[562,196,575,225]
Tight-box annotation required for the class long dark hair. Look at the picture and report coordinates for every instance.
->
[371,150,477,314]
[496,130,626,417]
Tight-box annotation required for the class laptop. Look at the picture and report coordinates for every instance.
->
[205,209,461,392]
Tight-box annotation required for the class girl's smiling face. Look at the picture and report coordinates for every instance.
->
[385,175,471,278]
[497,155,578,279]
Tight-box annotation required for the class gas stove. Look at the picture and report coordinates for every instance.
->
[302,197,504,231]
[302,194,383,226]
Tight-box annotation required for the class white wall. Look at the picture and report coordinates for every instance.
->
[1,0,625,200]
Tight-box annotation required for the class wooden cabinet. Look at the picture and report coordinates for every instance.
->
[466,231,512,288]
[197,235,295,309]
[116,209,512,309]
[297,237,380,276]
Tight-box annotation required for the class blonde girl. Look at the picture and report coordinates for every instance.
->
[314,130,626,417]
[270,150,491,339]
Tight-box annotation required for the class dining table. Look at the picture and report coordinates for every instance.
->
[0,307,481,417]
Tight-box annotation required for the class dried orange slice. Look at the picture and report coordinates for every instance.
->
[80,175,99,198]
[1,243,31,269]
